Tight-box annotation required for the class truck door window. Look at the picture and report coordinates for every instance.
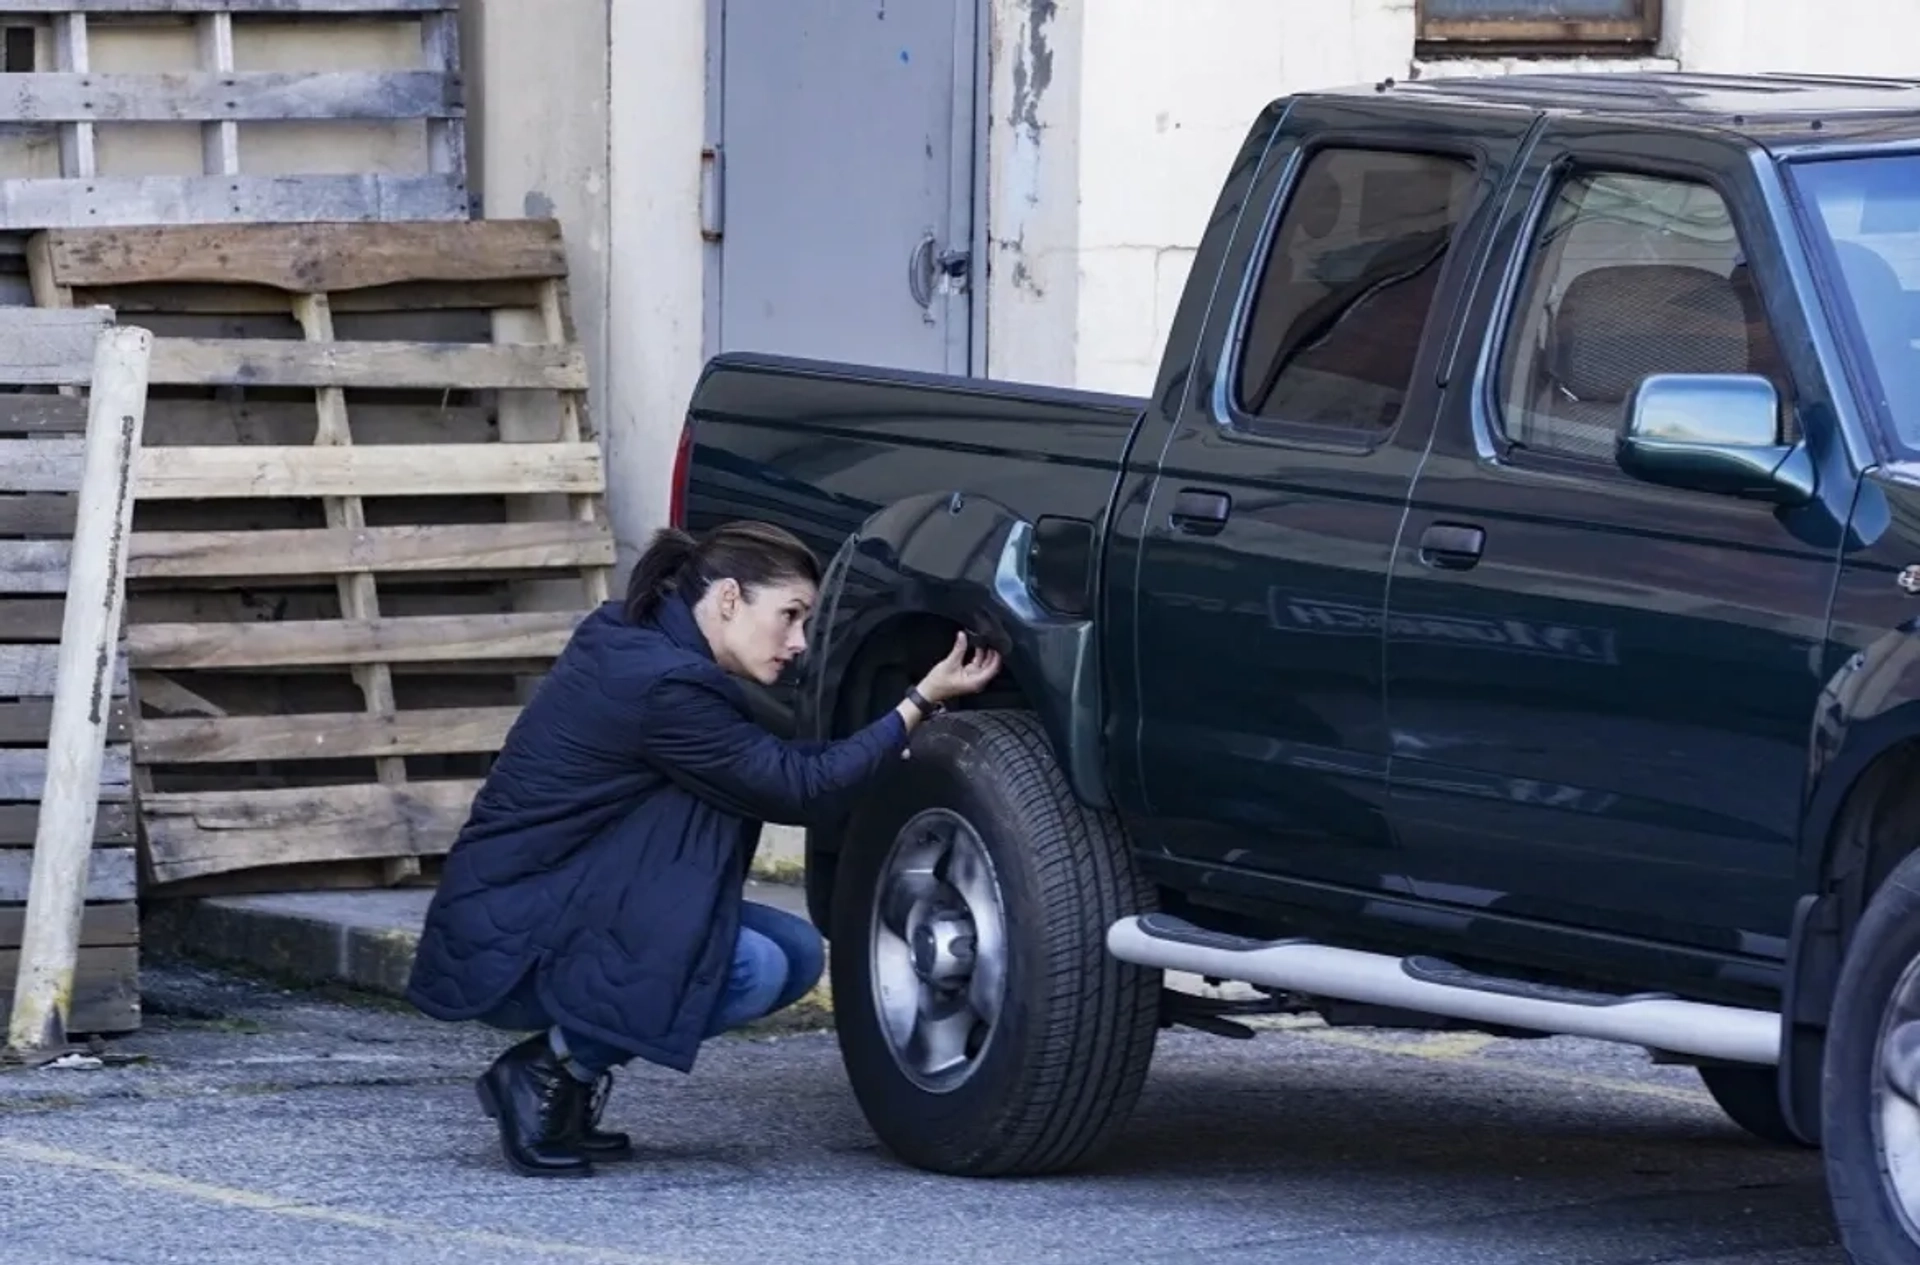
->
[1498,170,1792,462]
[1235,147,1475,435]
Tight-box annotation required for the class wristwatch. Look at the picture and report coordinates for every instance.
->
[905,686,943,720]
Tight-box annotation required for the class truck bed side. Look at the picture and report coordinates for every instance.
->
[682,352,1145,800]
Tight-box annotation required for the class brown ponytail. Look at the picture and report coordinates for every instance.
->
[625,521,821,623]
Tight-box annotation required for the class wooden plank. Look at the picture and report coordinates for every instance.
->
[151,855,438,898]
[42,220,563,293]
[53,14,96,182]
[112,398,490,445]
[137,442,605,499]
[0,698,130,744]
[420,6,465,183]
[0,644,132,698]
[0,394,89,436]
[0,435,83,491]
[146,338,588,391]
[0,802,133,846]
[0,307,109,387]
[138,705,520,763]
[0,71,458,124]
[294,291,416,888]
[73,278,546,317]
[0,541,71,593]
[0,1,454,11]
[195,11,240,176]
[0,945,138,1034]
[128,610,582,670]
[0,645,61,697]
[0,174,466,231]
[538,277,613,606]
[0,494,78,536]
[0,746,133,801]
[130,521,615,580]
[0,599,65,643]
[141,779,481,885]
[0,902,138,951]
[0,845,135,900]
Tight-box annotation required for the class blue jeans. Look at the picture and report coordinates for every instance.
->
[481,900,825,1077]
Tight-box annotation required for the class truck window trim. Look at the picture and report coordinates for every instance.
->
[1475,154,1799,481]
[1215,136,1487,454]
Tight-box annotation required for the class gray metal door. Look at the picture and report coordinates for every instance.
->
[712,0,977,375]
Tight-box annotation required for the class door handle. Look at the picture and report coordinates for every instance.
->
[908,237,970,308]
[1170,488,1232,536]
[908,234,938,309]
[1418,522,1485,570]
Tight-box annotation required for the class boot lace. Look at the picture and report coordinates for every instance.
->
[587,1069,614,1128]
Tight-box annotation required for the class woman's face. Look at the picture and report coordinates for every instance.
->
[699,577,817,685]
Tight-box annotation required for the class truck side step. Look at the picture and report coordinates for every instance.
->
[1107,913,1780,1066]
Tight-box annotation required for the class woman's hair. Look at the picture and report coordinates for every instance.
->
[625,520,822,622]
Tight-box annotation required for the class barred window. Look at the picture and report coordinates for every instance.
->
[1418,0,1660,46]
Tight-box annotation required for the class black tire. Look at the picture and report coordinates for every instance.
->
[829,709,1160,1176]
[1823,847,1920,1263]
[1698,1064,1808,1148]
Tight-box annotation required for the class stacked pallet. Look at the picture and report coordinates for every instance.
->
[0,306,138,1034]
[0,0,466,232]
[27,219,615,893]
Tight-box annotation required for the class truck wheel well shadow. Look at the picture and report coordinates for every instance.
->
[1827,739,1920,934]
[805,612,1035,932]
[832,613,1032,736]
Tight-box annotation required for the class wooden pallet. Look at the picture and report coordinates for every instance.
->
[0,0,466,230]
[28,219,614,891]
[0,306,139,1035]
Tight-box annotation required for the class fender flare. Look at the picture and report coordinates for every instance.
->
[1799,625,1920,896]
[799,490,1109,810]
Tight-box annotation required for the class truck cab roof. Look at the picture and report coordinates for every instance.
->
[1318,70,1920,151]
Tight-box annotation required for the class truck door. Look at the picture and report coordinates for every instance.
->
[1107,99,1536,897]
[1384,119,1854,957]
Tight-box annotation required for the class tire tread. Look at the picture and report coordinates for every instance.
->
[912,709,1157,1175]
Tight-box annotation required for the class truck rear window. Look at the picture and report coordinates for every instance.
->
[1235,147,1475,435]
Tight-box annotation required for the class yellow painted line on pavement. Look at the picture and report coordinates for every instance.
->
[0,1138,694,1265]
[1242,1015,1716,1106]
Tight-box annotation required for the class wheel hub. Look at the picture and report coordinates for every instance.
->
[910,912,977,987]
[869,808,1008,1094]
[1876,956,1920,1243]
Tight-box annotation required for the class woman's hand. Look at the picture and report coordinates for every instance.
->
[917,632,1003,704]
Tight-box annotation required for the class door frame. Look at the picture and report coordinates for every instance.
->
[702,0,989,378]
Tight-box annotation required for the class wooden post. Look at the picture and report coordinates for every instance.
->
[6,325,152,1053]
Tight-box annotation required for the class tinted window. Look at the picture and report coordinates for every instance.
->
[1236,148,1475,434]
[1790,155,1920,456]
[1499,171,1791,462]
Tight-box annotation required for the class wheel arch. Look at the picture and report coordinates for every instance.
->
[795,491,1109,928]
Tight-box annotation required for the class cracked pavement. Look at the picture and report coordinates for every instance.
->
[0,960,1842,1264]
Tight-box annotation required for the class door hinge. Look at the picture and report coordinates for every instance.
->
[700,145,724,242]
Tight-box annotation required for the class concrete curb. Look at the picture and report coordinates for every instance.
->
[140,880,830,1019]
[143,891,432,999]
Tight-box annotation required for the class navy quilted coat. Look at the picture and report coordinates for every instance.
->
[405,593,908,1072]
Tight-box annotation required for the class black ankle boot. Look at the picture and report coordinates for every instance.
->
[475,1035,593,1178]
[576,1070,634,1161]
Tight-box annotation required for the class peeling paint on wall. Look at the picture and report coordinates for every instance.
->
[1009,0,1054,136]
[999,0,1057,299]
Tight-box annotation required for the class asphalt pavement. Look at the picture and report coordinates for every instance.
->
[0,960,1842,1265]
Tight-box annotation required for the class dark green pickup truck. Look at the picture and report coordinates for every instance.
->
[678,72,1920,1261]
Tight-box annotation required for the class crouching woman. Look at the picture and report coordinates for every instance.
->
[404,520,1001,1177]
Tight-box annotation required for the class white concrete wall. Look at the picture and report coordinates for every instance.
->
[463,0,612,447]
[606,0,710,568]
[465,0,706,574]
